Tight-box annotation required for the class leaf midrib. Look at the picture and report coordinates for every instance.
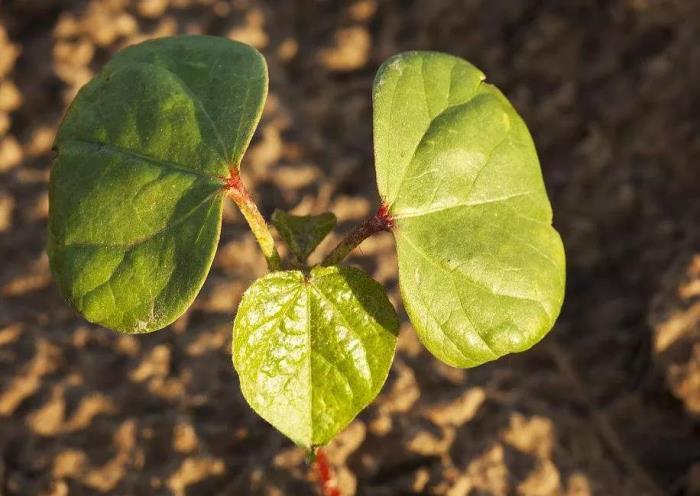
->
[62,139,222,181]
[392,191,533,220]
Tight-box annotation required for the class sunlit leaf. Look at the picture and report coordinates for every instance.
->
[373,51,565,367]
[48,36,267,333]
[232,266,398,447]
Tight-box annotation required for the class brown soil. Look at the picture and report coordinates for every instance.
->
[1,1,700,495]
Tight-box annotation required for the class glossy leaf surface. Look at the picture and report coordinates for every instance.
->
[232,266,398,448]
[271,209,337,263]
[373,51,565,367]
[49,36,267,333]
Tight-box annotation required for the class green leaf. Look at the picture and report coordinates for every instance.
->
[232,265,398,448]
[373,51,565,367]
[271,209,337,263]
[48,36,267,333]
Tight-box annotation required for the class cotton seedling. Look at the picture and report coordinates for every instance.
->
[48,36,565,454]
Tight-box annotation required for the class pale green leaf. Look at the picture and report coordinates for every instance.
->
[373,51,565,367]
[232,266,398,448]
[271,209,336,263]
[48,36,267,333]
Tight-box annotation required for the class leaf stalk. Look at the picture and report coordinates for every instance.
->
[225,170,282,271]
[321,203,394,266]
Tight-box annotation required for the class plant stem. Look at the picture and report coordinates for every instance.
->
[314,448,341,496]
[224,170,281,271]
[321,203,394,267]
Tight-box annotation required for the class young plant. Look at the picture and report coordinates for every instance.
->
[48,36,565,452]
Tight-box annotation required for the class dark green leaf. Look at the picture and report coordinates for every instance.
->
[48,36,267,333]
[271,209,336,263]
[373,51,565,367]
[232,266,398,448]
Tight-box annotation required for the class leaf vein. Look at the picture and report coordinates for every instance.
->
[390,84,487,206]
[63,190,221,250]
[62,139,219,181]
[392,191,533,219]
[150,63,230,163]
[309,284,372,387]
[398,230,549,332]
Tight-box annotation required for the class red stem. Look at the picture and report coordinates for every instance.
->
[314,448,341,496]
[321,202,394,266]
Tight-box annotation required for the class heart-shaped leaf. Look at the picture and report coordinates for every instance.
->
[373,51,565,367]
[271,209,337,263]
[48,36,267,333]
[232,265,398,448]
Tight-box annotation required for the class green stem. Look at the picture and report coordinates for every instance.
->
[321,203,394,267]
[225,170,281,271]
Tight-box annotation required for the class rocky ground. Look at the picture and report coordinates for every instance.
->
[1,0,700,494]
